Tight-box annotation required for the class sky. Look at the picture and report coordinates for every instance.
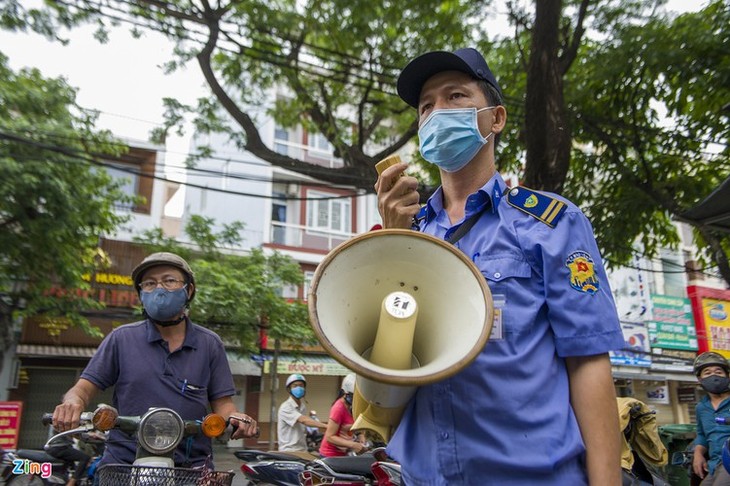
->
[0,0,708,214]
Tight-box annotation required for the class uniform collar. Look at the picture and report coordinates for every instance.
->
[146,317,198,350]
[422,172,507,224]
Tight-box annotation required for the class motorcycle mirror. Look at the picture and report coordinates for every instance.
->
[201,414,227,437]
[671,451,686,466]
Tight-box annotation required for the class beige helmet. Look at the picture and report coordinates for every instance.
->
[131,252,196,301]
[693,351,730,376]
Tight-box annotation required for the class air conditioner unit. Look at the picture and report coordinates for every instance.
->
[286,183,299,197]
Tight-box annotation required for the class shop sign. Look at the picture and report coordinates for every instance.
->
[263,358,350,376]
[688,286,730,356]
[650,348,695,373]
[648,294,697,350]
[677,386,697,404]
[0,402,22,449]
[610,321,651,367]
[645,384,670,405]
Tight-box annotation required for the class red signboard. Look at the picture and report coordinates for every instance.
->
[0,401,23,449]
[688,285,730,355]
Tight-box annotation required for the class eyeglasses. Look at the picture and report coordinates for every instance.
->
[138,278,186,292]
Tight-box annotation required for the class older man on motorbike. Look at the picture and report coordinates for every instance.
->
[52,252,258,471]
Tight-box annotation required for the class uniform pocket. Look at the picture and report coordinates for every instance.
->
[478,255,533,335]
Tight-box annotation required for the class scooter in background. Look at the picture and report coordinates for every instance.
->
[235,449,312,486]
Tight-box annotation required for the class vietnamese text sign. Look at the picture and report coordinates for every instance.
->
[688,286,730,355]
[648,294,697,350]
[263,358,350,376]
[0,402,22,449]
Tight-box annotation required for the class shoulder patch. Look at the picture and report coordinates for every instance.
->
[505,186,566,227]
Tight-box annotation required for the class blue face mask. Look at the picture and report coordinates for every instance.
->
[290,386,306,399]
[140,287,188,322]
[418,107,495,172]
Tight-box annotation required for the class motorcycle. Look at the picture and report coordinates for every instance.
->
[305,411,324,454]
[299,447,401,486]
[0,428,105,485]
[235,449,312,486]
[235,447,401,486]
[618,397,671,486]
[2,405,237,486]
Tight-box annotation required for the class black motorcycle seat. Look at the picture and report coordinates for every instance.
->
[317,454,375,476]
[234,449,312,463]
[16,449,63,465]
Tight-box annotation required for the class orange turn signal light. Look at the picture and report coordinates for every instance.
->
[201,413,227,437]
[92,404,118,431]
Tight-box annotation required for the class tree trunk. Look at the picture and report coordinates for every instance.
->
[522,0,572,194]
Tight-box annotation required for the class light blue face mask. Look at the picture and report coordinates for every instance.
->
[418,106,495,172]
[290,386,306,399]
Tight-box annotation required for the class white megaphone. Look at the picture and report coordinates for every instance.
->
[308,229,493,442]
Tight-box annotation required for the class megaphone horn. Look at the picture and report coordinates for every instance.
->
[308,229,493,441]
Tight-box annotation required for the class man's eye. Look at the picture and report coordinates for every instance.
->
[163,278,178,284]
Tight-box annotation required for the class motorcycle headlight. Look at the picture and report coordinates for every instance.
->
[138,408,184,455]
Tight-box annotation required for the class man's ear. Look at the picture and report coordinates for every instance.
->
[187,283,195,300]
[491,105,507,134]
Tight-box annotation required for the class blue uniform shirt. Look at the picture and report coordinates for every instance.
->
[694,395,730,475]
[81,318,235,468]
[387,172,625,485]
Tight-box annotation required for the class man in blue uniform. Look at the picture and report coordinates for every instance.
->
[52,252,258,469]
[374,47,625,485]
[693,351,730,485]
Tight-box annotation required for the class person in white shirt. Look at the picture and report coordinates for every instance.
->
[276,373,328,452]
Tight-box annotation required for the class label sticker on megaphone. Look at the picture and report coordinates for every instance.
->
[384,291,417,319]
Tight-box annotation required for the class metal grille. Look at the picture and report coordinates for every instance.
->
[96,465,234,486]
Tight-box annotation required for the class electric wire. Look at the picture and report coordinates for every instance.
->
[0,130,364,201]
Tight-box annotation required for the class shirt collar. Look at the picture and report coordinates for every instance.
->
[423,172,507,224]
[146,318,198,350]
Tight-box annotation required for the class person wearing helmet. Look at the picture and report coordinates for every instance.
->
[52,252,259,471]
[277,373,328,452]
[692,351,730,485]
[319,373,365,457]
[375,46,625,485]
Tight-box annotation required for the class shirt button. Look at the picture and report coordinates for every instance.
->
[494,272,501,279]
[441,432,449,439]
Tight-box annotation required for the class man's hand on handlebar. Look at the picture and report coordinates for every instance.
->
[52,397,85,432]
[228,414,260,439]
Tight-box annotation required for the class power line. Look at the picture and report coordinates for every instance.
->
[0,130,366,201]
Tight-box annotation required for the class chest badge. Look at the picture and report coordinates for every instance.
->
[565,251,599,295]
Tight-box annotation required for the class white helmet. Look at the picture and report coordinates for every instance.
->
[341,373,356,394]
[286,373,306,388]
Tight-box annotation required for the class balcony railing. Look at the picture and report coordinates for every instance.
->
[270,221,353,251]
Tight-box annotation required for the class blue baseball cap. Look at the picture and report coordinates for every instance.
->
[396,47,502,108]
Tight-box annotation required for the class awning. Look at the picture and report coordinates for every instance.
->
[679,174,730,233]
[15,344,97,358]
[226,351,263,376]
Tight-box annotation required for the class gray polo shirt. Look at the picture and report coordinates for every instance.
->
[81,319,235,467]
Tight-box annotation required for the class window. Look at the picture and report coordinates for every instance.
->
[275,126,289,155]
[104,163,138,211]
[303,271,314,300]
[306,191,351,233]
[100,146,156,215]
[272,194,287,245]
[660,248,687,297]
[307,132,333,159]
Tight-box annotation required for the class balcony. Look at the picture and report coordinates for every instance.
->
[270,221,353,251]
